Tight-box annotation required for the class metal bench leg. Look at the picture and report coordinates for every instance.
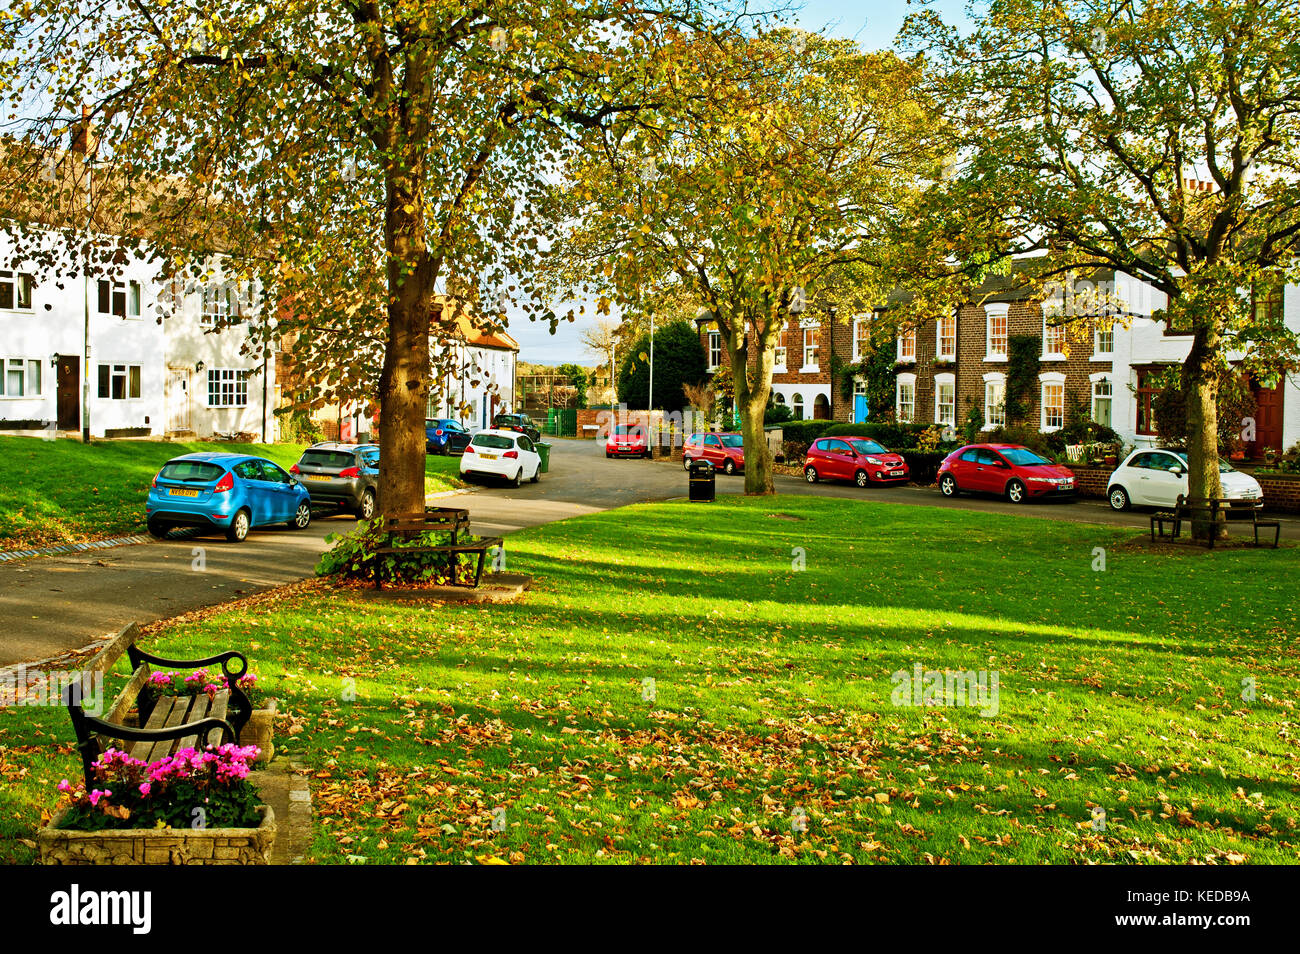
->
[473,548,487,587]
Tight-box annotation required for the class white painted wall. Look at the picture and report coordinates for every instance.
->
[769,383,830,421]
[427,341,516,431]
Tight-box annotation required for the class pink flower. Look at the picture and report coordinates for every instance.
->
[87,788,111,807]
[139,782,151,796]
[57,779,72,793]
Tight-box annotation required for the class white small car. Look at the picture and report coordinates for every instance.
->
[1106,448,1262,510]
[459,428,541,487]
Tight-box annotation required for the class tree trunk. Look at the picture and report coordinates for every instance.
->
[1182,325,1225,541]
[377,168,434,519]
[731,338,774,495]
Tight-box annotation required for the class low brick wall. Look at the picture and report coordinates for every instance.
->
[39,805,275,865]
[1070,464,1300,513]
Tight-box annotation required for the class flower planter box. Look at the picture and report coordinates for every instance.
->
[244,699,277,764]
[39,805,275,866]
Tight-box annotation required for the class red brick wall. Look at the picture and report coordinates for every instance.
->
[1068,465,1300,513]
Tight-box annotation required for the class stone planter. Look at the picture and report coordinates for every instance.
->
[243,699,277,764]
[39,805,275,865]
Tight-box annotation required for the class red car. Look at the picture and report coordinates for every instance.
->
[803,436,909,488]
[937,444,1077,503]
[606,424,649,459]
[683,431,745,475]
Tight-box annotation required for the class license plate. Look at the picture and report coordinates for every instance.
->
[307,474,331,481]
[891,470,905,477]
[480,453,498,460]
[168,488,199,497]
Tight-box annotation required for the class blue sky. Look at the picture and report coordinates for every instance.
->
[511,0,973,365]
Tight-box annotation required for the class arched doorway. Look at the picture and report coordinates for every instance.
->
[813,394,830,420]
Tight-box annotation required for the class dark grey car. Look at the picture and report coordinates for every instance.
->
[290,442,380,518]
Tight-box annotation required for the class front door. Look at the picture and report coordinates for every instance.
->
[56,355,80,430]
[166,369,191,432]
[1249,377,1283,458]
[853,393,868,424]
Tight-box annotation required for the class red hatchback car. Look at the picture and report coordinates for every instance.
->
[937,444,1077,503]
[605,424,649,459]
[804,436,909,488]
[683,432,745,475]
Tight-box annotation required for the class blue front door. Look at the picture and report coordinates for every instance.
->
[853,394,868,423]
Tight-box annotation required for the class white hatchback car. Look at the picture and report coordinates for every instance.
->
[459,428,542,487]
[1106,448,1262,510]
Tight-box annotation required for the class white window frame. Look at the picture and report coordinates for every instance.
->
[1093,321,1114,358]
[97,279,143,319]
[791,391,805,419]
[706,330,722,371]
[1039,371,1066,431]
[207,368,249,408]
[201,281,238,326]
[97,363,142,401]
[852,315,869,361]
[1042,310,1066,360]
[897,329,916,363]
[0,357,42,398]
[896,373,916,422]
[773,344,787,372]
[982,371,1006,429]
[936,312,957,361]
[801,327,819,372]
[934,371,956,426]
[1090,372,1113,428]
[984,303,1008,361]
[0,270,35,312]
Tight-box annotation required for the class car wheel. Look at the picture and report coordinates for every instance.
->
[683,456,693,472]
[530,465,540,483]
[939,474,958,497]
[1006,479,1027,504]
[1108,486,1130,511]
[606,451,612,459]
[147,517,170,539]
[288,500,312,529]
[512,468,523,488]
[357,489,376,520]
[225,508,251,542]
[855,469,869,488]
[805,466,818,484]
[724,459,736,475]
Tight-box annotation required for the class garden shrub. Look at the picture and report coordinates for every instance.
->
[316,518,479,586]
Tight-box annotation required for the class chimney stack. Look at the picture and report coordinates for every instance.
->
[70,104,96,156]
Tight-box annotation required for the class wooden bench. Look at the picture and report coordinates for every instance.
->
[1156,495,1281,549]
[62,622,253,786]
[370,507,503,589]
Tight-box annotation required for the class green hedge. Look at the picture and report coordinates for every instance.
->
[899,451,948,485]
[780,420,838,444]
[821,421,932,449]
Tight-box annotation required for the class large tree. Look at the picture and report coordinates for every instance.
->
[0,0,720,515]
[901,0,1300,538]
[544,29,940,494]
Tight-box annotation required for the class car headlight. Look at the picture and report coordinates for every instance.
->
[1028,477,1054,483]
[864,456,884,465]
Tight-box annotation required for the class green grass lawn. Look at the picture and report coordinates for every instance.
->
[0,436,464,549]
[2,496,1296,864]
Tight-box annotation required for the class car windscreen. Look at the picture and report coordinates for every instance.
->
[159,461,225,483]
[358,450,379,466]
[613,426,641,436]
[1170,451,1235,473]
[849,439,887,455]
[719,435,744,448]
[1001,447,1052,466]
[300,451,356,469]
[473,434,515,450]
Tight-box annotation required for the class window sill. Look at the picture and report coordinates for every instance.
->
[935,355,957,363]
[1090,354,1114,362]
[1040,425,1062,433]
[799,366,820,374]
[983,354,1007,363]
[895,357,916,365]
[1041,354,1067,362]
[0,308,36,316]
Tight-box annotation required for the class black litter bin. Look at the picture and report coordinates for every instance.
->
[688,459,716,502]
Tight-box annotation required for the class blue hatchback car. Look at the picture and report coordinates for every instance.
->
[146,453,313,542]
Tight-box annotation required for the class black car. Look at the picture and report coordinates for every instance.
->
[425,418,472,455]
[493,412,541,442]
[290,442,380,518]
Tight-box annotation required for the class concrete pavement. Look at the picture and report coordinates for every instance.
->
[3,436,1296,666]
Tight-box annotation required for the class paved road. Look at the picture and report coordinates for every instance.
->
[3,437,1297,666]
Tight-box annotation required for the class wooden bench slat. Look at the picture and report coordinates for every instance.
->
[131,695,182,762]
[175,691,227,752]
